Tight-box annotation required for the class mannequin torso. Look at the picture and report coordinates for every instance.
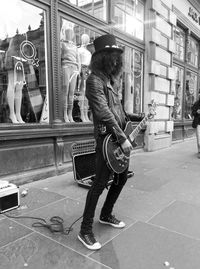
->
[61,41,79,65]
[77,34,91,122]
[78,45,91,66]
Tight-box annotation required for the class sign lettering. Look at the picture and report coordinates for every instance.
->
[188,7,200,25]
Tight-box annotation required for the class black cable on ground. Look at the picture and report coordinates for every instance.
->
[2,212,83,235]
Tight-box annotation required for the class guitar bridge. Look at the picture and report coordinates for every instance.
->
[114,147,123,160]
[114,147,129,162]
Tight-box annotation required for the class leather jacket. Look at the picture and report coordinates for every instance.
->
[86,71,129,144]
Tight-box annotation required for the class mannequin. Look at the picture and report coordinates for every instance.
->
[78,34,91,122]
[5,36,26,123]
[61,28,80,122]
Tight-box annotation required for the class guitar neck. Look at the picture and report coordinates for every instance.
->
[129,115,149,142]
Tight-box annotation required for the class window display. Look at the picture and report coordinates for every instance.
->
[185,71,197,119]
[0,0,48,124]
[60,19,98,123]
[61,27,81,123]
[187,36,199,67]
[60,18,143,123]
[78,34,92,122]
[173,26,200,123]
[172,66,183,120]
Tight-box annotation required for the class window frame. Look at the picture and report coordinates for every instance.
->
[173,22,200,123]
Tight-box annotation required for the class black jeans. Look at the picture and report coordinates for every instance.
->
[80,136,128,234]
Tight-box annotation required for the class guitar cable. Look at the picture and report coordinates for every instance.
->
[2,212,83,235]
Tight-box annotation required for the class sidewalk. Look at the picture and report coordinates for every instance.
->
[0,138,200,269]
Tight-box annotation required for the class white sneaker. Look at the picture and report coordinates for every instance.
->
[99,214,125,228]
[78,232,101,250]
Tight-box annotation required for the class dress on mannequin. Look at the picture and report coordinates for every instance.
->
[5,36,26,123]
[61,28,80,122]
[78,34,91,122]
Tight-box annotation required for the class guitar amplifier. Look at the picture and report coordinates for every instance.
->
[0,181,20,213]
[71,140,113,188]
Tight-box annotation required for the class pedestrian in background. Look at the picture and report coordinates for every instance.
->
[192,90,200,158]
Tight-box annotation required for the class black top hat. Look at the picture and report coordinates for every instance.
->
[93,34,123,55]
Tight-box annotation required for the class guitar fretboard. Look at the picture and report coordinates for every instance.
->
[129,115,149,142]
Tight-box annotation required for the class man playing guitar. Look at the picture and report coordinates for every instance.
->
[78,34,145,251]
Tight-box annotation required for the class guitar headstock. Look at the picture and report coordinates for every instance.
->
[147,99,157,119]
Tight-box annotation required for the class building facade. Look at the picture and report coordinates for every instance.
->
[0,0,199,184]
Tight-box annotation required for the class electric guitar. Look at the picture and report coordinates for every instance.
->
[102,100,156,174]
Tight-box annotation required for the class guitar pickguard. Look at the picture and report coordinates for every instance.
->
[103,135,130,174]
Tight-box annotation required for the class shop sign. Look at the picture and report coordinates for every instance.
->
[188,7,200,25]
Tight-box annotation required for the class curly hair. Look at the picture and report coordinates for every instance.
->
[90,50,123,79]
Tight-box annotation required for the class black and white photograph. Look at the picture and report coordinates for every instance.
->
[0,0,200,268]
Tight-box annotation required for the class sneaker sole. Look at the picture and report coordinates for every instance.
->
[99,219,125,228]
[78,235,101,250]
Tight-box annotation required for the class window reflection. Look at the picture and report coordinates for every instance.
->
[123,47,143,114]
[0,0,48,124]
[187,36,199,67]
[60,19,98,123]
[185,71,197,119]
[113,0,144,40]
[174,26,185,61]
[172,66,183,120]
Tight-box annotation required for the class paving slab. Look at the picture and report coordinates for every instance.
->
[111,184,174,222]
[0,232,110,269]
[149,200,200,240]
[131,163,200,192]
[24,172,87,200]
[0,218,33,248]
[90,221,200,269]
[158,177,200,205]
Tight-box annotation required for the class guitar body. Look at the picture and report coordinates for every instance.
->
[103,121,137,174]
[102,100,156,174]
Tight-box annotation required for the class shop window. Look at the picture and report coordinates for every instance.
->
[60,18,143,122]
[0,0,48,124]
[60,18,99,123]
[68,0,107,21]
[172,66,184,120]
[184,71,197,119]
[123,46,143,114]
[113,0,144,40]
[187,36,199,67]
[174,26,185,61]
